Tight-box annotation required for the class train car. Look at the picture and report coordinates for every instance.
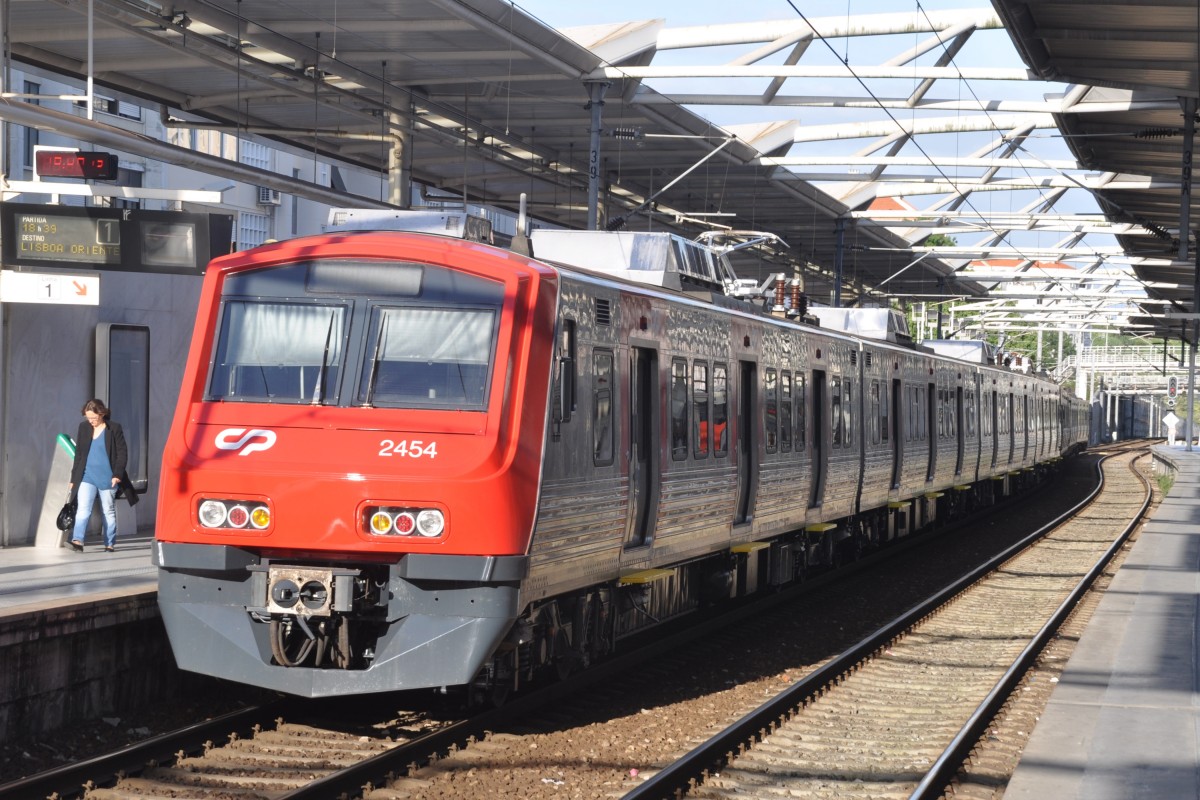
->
[154,221,1088,699]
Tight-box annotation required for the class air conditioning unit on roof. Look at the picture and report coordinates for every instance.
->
[256,186,282,206]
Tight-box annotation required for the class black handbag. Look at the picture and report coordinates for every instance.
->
[56,493,77,531]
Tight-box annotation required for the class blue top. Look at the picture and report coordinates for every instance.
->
[82,429,113,488]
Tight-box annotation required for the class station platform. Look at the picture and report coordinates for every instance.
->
[0,531,172,745]
[1004,443,1200,799]
[0,533,156,617]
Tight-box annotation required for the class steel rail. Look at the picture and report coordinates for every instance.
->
[910,448,1151,799]
[0,700,289,800]
[623,449,1127,800]
[2,454,1088,800]
[276,470,1050,798]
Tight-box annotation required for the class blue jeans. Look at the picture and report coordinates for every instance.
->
[73,482,117,547]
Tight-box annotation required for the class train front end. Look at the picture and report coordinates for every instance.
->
[154,232,557,697]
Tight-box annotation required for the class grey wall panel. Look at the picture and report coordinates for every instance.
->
[2,271,201,546]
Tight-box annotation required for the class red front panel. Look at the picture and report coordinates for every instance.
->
[156,232,558,557]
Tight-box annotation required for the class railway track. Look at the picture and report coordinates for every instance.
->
[1,448,1131,800]
[627,444,1150,800]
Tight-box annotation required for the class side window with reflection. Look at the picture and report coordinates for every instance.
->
[906,385,915,443]
[693,362,710,458]
[552,319,576,425]
[764,368,778,453]
[670,358,688,461]
[713,363,729,457]
[832,378,843,446]
[937,388,945,438]
[843,378,853,447]
[592,350,614,466]
[880,380,889,443]
[796,374,806,451]
[780,371,792,453]
[870,380,881,445]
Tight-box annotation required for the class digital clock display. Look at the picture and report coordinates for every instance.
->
[34,151,119,181]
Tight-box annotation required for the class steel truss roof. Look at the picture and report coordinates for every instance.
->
[0,0,1190,336]
[992,0,1200,341]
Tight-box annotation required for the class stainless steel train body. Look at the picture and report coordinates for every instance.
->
[524,251,1088,612]
[156,223,1089,699]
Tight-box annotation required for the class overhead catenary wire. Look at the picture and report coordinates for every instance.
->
[780,0,1154,330]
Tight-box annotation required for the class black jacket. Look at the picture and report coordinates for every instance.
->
[70,419,139,505]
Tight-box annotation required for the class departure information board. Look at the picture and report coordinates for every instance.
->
[1,203,233,275]
[12,211,122,265]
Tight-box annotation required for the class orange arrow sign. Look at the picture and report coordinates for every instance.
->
[72,280,88,296]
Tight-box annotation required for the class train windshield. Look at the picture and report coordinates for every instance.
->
[359,306,495,409]
[209,301,346,403]
[206,258,505,409]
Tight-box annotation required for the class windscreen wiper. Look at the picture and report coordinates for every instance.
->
[360,315,389,408]
[310,313,336,405]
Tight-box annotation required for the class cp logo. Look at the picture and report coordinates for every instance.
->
[214,428,277,456]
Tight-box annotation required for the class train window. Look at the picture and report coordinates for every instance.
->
[713,363,729,457]
[209,300,348,403]
[947,389,956,439]
[943,388,951,438]
[780,372,793,453]
[831,379,842,446]
[925,387,932,440]
[358,306,496,409]
[870,380,881,445]
[943,389,949,438]
[843,379,853,447]
[967,390,976,437]
[671,358,689,461]
[764,369,778,453]
[937,388,945,439]
[880,380,889,443]
[553,319,576,426]
[593,350,615,466]
[796,374,806,451]
[693,362,710,458]
[905,385,913,443]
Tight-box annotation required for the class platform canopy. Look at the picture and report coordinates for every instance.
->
[1,0,1195,334]
[992,0,1200,339]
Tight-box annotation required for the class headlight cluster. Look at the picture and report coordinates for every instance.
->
[198,499,271,530]
[366,506,445,538]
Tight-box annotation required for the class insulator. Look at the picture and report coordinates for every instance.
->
[773,276,786,310]
[1134,128,1181,139]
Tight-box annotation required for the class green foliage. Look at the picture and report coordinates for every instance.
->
[921,233,957,248]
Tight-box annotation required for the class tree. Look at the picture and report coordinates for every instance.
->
[921,233,957,248]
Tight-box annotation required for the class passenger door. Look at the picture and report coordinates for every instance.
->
[625,347,659,549]
[891,378,903,488]
[734,360,758,525]
[809,370,827,508]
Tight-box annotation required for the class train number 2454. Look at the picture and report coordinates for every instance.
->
[379,439,439,458]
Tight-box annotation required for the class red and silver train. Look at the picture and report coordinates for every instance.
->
[154,214,1089,698]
